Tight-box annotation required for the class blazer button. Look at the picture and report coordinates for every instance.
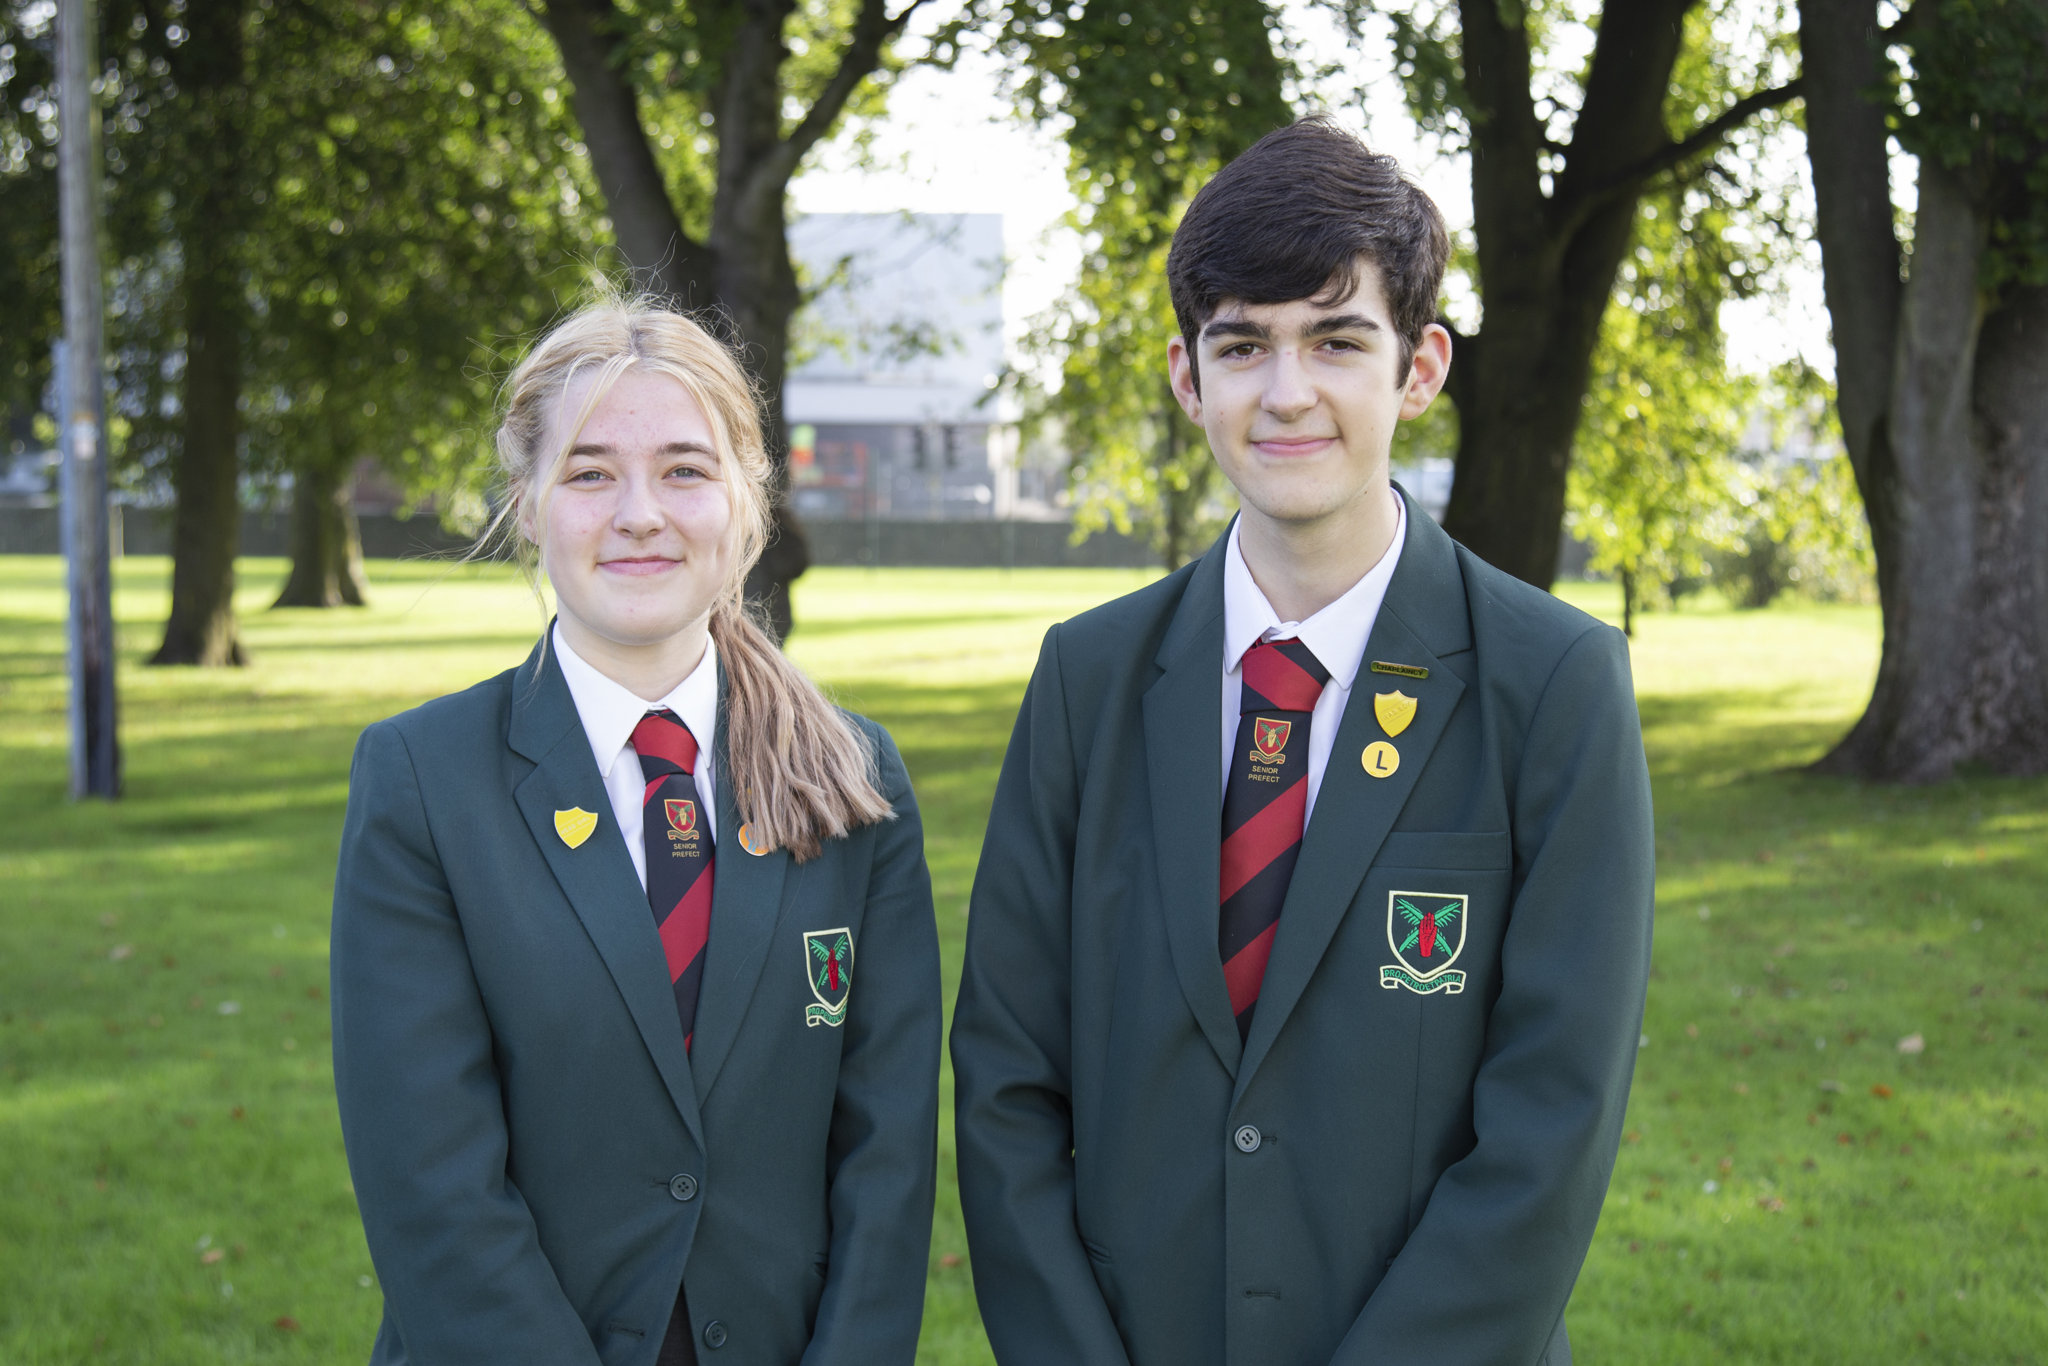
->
[1233,1124,1262,1153]
[702,1320,728,1349]
[668,1173,699,1202]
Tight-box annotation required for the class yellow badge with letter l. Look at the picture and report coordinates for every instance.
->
[1381,891,1468,994]
[804,928,854,1027]
[553,807,597,849]
[1374,690,1416,737]
[1361,741,1400,779]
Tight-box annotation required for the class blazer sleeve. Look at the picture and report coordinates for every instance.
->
[331,721,603,1365]
[803,723,943,1366]
[1331,623,1655,1364]
[950,626,1135,1366]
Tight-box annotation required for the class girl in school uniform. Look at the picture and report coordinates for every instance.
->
[331,299,940,1366]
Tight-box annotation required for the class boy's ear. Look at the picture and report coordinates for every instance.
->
[1398,323,1454,421]
[1167,335,1204,422]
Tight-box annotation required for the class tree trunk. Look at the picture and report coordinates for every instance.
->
[1440,0,1700,589]
[1802,0,2048,780]
[1809,163,2048,779]
[150,0,249,666]
[538,0,714,305]
[273,453,369,608]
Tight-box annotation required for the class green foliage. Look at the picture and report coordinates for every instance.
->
[1709,368,1875,609]
[237,1,606,521]
[984,0,1294,566]
[1565,4,1834,621]
[0,1,605,517]
[1568,295,1747,615]
[1889,0,2048,294]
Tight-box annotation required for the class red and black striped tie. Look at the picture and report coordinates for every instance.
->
[1220,637,1331,1041]
[631,710,715,1053]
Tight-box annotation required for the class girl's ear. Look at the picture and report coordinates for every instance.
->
[513,484,538,546]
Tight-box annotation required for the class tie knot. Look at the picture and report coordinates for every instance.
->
[1240,637,1329,714]
[631,709,700,777]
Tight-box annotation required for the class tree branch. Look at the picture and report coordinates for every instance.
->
[772,0,926,174]
[1583,78,1805,214]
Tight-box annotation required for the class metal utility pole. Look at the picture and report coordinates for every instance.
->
[58,0,121,799]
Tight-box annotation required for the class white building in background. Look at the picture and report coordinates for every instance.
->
[784,212,1053,521]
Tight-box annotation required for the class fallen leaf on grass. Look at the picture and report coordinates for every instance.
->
[939,1254,962,1269]
[231,1107,245,1120]
[1872,1084,1893,1099]
[274,1317,301,1332]
[1897,1034,1925,1055]
[200,1249,224,1266]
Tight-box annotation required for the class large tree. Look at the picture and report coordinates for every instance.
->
[531,0,925,637]
[2,2,598,638]
[990,0,1293,568]
[1801,0,2048,780]
[248,2,600,608]
[1343,0,1801,587]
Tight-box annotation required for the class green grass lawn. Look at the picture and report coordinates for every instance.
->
[1,556,2042,1364]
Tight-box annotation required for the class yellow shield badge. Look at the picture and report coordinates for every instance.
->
[553,807,597,849]
[1374,690,1417,738]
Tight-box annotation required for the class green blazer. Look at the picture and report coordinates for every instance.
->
[952,494,1654,1366]
[332,637,940,1366]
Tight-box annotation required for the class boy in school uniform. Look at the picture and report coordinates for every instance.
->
[951,118,1655,1366]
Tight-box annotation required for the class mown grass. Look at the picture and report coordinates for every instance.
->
[0,555,2042,1364]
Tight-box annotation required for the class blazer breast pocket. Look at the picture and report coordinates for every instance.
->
[1366,832,1512,1001]
[1375,830,1511,872]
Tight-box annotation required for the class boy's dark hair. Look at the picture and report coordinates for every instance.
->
[1167,117,1450,388]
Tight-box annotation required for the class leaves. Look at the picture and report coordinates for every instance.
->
[992,0,1293,566]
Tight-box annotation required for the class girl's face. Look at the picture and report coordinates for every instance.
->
[525,366,736,660]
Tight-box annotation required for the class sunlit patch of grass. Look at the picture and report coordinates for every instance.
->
[3,558,2042,1362]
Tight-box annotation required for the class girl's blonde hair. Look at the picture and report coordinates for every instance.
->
[488,296,892,861]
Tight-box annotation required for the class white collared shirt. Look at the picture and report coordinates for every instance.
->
[553,622,720,891]
[1221,489,1407,821]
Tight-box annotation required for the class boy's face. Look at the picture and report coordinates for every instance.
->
[1167,260,1449,536]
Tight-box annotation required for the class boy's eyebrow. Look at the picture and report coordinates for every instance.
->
[1201,317,1271,343]
[1305,312,1384,336]
[1200,312,1386,345]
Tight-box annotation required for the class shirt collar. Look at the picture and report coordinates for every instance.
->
[1222,488,1407,691]
[552,621,720,775]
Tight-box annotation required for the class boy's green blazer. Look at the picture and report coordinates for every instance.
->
[952,492,1654,1366]
[332,637,940,1366]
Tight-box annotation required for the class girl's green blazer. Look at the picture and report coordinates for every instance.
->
[331,639,940,1366]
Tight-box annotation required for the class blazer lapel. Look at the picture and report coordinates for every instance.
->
[507,638,707,1151]
[1236,495,1474,1090]
[683,666,793,1104]
[1141,542,1244,1076]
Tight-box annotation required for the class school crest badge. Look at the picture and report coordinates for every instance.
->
[1381,891,1468,995]
[664,799,698,836]
[804,928,854,1027]
[1253,717,1292,760]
